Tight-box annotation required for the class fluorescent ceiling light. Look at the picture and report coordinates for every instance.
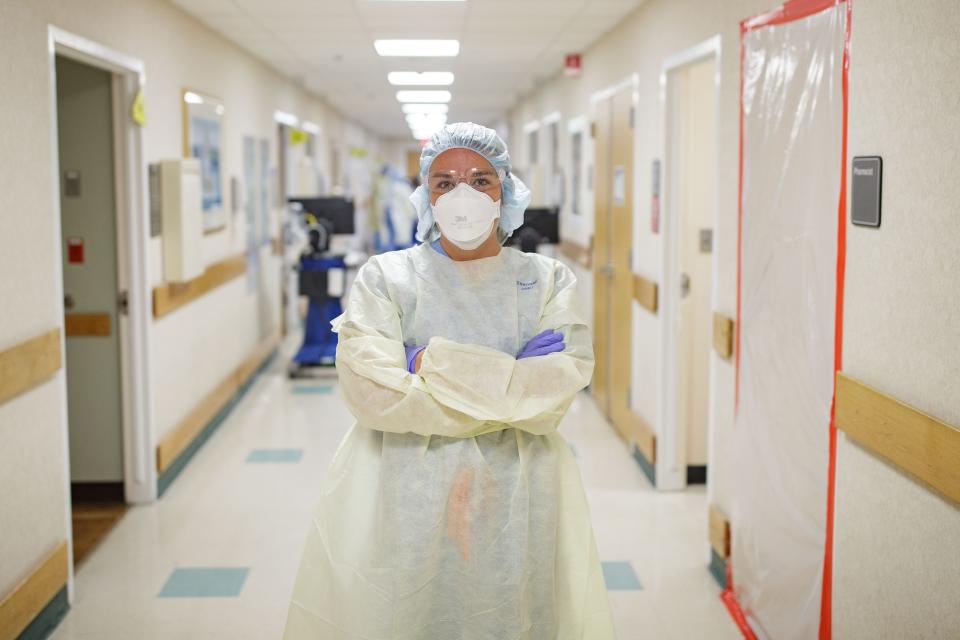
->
[388,71,454,86]
[375,40,460,57]
[273,110,299,126]
[396,90,451,103]
[302,121,322,135]
[183,91,204,104]
[402,103,449,114]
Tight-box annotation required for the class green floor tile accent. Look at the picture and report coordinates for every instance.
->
[17,586,68,640]
[246,448,303,463]
[602,561,643,591]
[632,445,656,486]
[291,384,333,395]
[709,548,728,589]
[158,567,249,598]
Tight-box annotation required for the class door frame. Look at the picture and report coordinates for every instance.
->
[563,115,592,245]
[657,36,722,491]
[540,111,562,208]
[48,27,156,512]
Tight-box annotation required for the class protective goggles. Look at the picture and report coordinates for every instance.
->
[427,168,502,196]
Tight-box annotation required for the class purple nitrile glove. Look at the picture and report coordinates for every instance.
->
[517,329,565,359]
[405,345,426,373]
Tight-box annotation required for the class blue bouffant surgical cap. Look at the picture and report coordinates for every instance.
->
[410,122,531,243]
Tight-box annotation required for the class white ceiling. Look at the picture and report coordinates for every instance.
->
[171,0,647,140]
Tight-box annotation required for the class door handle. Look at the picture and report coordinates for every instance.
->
[603,263,614,278]
[64,294,76,310]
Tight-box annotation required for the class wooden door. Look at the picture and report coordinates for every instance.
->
[592,87,635,440]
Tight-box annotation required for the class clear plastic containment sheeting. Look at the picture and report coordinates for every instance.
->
[732,2,848,638]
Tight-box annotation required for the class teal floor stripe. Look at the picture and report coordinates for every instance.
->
[632,445,656,486]
[709,548,728,589]
[246,448,303,463]
[18,586,68,640]
[602,561,643,591]
[157,350,277,496]
[158,567,249,598]
[291,384,333,395]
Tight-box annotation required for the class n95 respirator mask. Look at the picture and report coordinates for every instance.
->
[432,183,501,250]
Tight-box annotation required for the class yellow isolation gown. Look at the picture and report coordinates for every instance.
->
[284,243,615,640]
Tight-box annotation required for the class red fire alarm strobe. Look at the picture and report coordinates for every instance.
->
[564,54,582,77]
[67,237,84,264]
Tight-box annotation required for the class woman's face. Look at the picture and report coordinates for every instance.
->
[428,148,502,206]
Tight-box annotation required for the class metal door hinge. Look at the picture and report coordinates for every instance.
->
[117,290,129,315]
[681,273,691,298]
[630,106,635,129]
[590,122,596,138]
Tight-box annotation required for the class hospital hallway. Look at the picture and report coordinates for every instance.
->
[45,337,740,639]
[3,0,960,639]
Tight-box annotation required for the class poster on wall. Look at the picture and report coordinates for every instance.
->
[182,89,226,232]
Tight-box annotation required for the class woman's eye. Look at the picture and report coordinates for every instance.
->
[473,178,490,187]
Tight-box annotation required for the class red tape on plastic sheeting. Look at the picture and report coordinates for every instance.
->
[721,562,758,639]
[819,2,852,637]
[733,1,850,638]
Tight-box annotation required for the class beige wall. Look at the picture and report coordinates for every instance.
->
[834,0,960,636]
[0,0,383,599]
[508,0,960,634]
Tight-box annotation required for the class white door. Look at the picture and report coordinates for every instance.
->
[676,57,717,483]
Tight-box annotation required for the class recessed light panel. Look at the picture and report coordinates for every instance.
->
[388,72,455,86]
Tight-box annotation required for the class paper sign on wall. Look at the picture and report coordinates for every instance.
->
[132,89,147,126]
[613,165,625,205]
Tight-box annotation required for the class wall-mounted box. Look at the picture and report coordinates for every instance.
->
[152,159,203,282]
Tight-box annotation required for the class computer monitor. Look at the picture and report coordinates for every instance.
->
[507,207,559,247]
[288,197,356,234]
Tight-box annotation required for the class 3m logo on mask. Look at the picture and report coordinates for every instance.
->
[517,279,538,291]
[454,215,469,223]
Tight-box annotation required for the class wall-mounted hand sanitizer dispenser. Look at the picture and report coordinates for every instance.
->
[152,158,203,282]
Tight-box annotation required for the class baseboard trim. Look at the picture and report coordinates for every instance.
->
[709,548,728,589]
[156,339,278,496]
[0,541,68,640]
[632,444,656,486]
[15,587,68,640]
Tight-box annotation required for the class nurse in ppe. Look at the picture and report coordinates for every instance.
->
[283,122,616,640]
